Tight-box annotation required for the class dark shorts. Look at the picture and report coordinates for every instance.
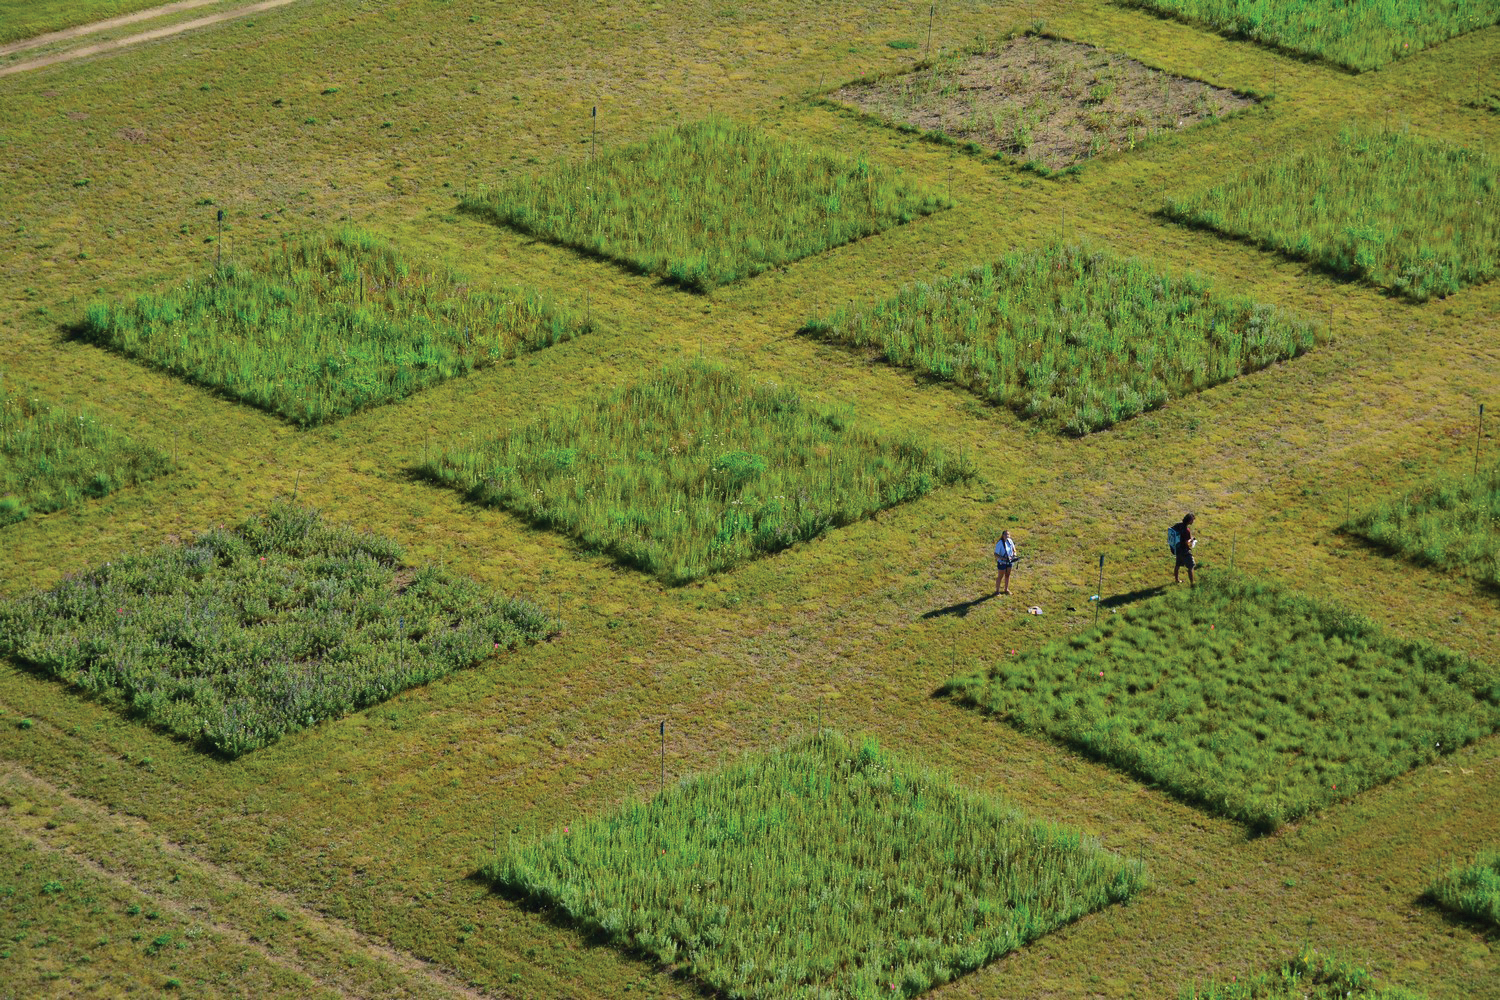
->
[996,559,1013,570]
[1175,551,1196,569]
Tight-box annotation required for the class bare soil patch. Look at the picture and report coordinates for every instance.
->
[830,34,1255,171]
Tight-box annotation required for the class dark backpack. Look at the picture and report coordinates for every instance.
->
[1167,524,1181,556]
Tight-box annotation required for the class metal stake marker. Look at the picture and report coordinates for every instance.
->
[1094,553,1104,626]
[216,209,225,266]
[925,4,935,60]
[659,721,666,795]
[591,105,597,162]
[1477,402,1486,479]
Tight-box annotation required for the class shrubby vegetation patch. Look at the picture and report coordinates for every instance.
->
[0,502,556,756]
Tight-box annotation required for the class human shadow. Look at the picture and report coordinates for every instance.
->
[920,592,997,619]
[1100,585,1168,609]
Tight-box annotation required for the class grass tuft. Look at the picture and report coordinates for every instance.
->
[943,572,1500,830]
[0,501,557,756]
[1426,848,1500,926]
[0,382,172,527]
[76,228,590,427]
[458,116,951,291]
[488,730,1147,999]
[804,241,1318,434]
[1163,127,1500,302]
[421,359,973,584]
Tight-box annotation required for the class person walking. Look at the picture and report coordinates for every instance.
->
[994,530,1017,596]
[1171,512,1197,585]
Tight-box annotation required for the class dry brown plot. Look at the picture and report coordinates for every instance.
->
[830,34,1255,172]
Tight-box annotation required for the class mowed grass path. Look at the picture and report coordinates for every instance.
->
[1,384,172,526]
[459,117,951,291]
[489,731,1146,999]
[944,573,1500,830]
[1163,127,1500,302]
[804,241,1318,434]
[1122,0,1500,71]
[79,229,590,426]
[422,359,972,584]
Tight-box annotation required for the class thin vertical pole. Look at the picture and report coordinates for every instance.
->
[216,209,224,267]
[925,4,935,59]
[1094,554,1104,626]
[659,721,666,795]
[1477,403,1486,478]
[591,105,598,162]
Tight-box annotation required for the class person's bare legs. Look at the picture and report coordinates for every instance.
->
[999,567,1011,595]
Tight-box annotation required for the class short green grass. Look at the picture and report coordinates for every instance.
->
[77,228,590,427]
[0,0,171,45]
[1121,0,1500,72]
[1426,848,1500,926]
[421,359,973,584]
[943,573,1500,831]
[0,501,556,756]
[1,382,173,527]
[487,730,1147,999]
[458,116,951,291]
[1346,462,1500,587]
[1163,127,1500,302]
[1180,949,1426,999]
[803,242,1318,435]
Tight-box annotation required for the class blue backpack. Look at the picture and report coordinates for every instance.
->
[1167,525,1182,556]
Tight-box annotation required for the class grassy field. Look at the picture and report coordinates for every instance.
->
[1426,848,1500,926]
[489,730,1146,998]
[828,33,1255,172]
[1180,951,1425,999]
[1163,127,1500,302]
[0,502,555,756]
[77,228,590,426]
[459,117,951,291]
[804,241,1318,433]
[0,382,173,526]
[422,359,972,583]
[1346,461,1500,587]
[0,0,1497,997]
[942,573,1500,830]
[1122,0,1500,71]
[0,0,175,45]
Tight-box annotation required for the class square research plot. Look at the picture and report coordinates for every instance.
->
[459,117,951,291]
[0,503,557,756]
[487,731,1146,999]
[77,229,590,427]
[829,33,1256,173]
[420,360,973,584]
[943,573,1500,831]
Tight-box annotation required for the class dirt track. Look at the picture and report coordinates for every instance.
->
[0,0,294,78]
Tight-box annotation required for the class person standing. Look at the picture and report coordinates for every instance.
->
[1171,513,1197,585]
[994,530,1017,596]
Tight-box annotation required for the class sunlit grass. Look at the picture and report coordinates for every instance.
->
[1122,0,1500,71]
[488,730,1147,999]
[0,383,172,527]
[459,116,951,291]
[1345,463,1500,587]
[804,242,1317,435]
[1181,949,1426,999]
[1427,848,1500,926]
[1163,127,1500,302]
[421,359,974,584]
[943,572,1500,830]
[77,228,589,426]
[0,501,557,756]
